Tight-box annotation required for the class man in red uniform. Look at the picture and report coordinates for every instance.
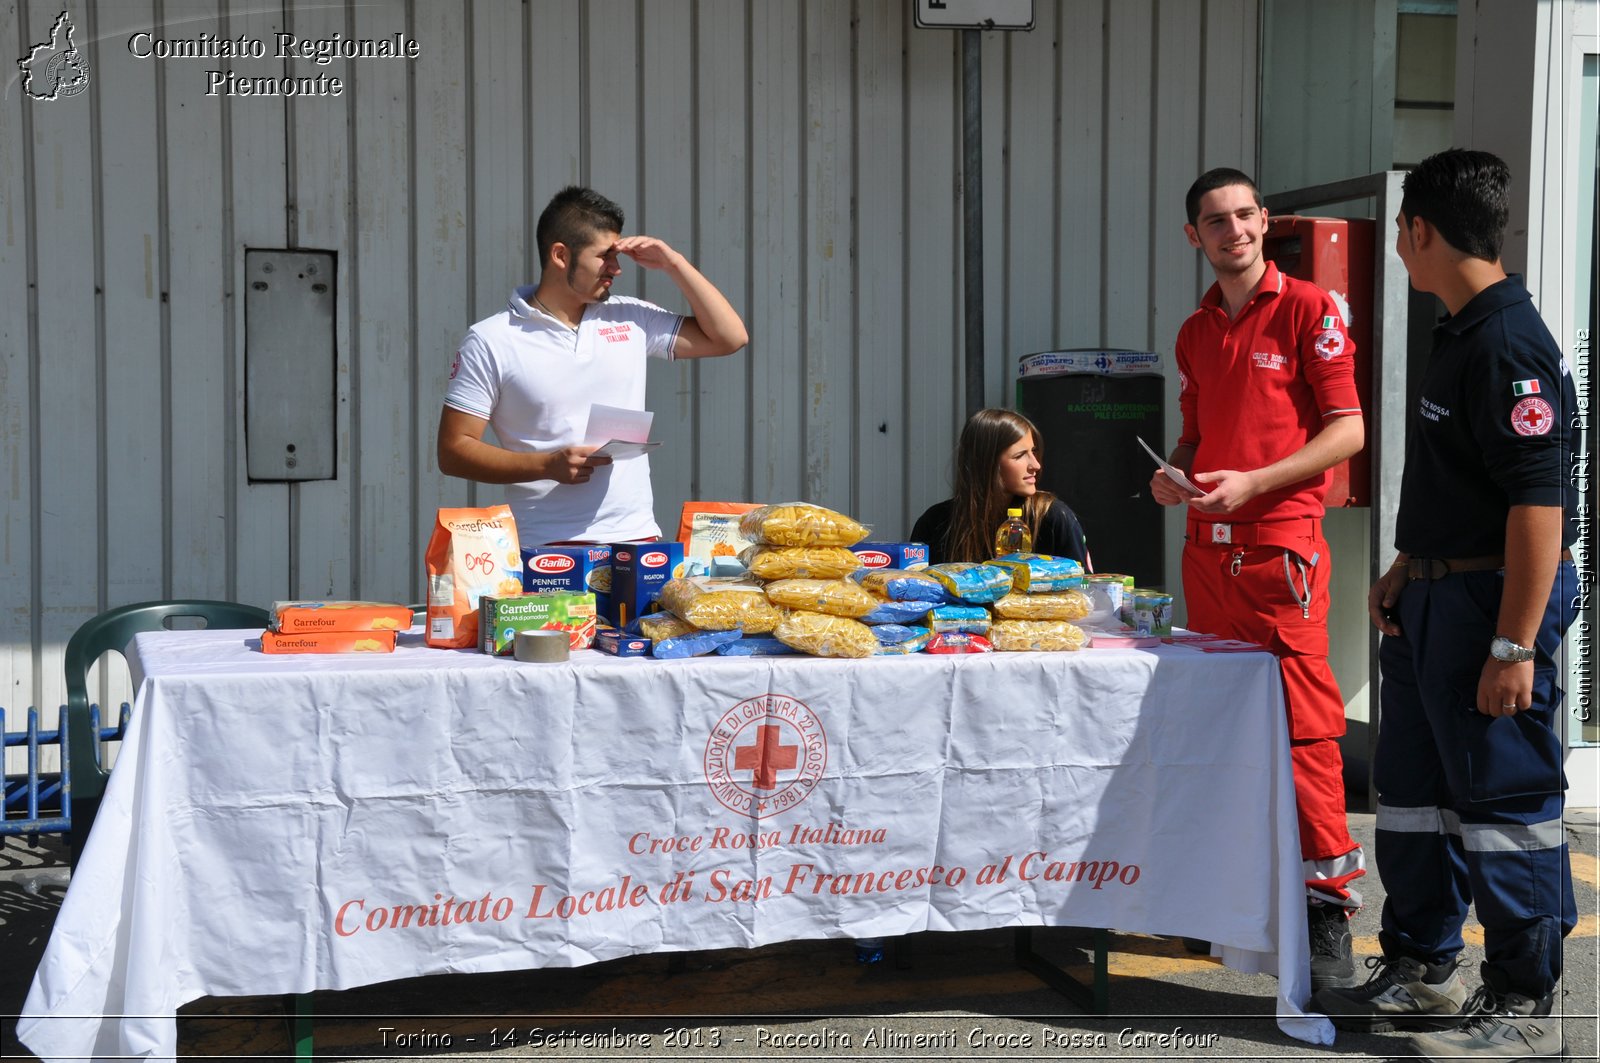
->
[1151,168,1366,989]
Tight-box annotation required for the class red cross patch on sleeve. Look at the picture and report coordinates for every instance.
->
[1511,396,1554,436]
[1313,329,1346,360]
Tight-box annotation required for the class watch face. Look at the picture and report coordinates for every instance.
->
[1491,637,1534,662]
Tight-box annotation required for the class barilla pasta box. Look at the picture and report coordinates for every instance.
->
[610,542,685,627]
[593,627,652,657]
[521,545,613,624]
[852,541,930,571]
[270,600,414,634]
[260,629,397,654]
[479,592,597,655]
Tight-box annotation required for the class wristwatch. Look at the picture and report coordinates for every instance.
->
[1489,636,1536,663]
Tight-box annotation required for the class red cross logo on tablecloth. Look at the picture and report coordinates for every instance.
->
[733,723,798,790]
[1511,397,1554,437]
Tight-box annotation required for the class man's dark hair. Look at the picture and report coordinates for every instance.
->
[1185,168,1262,227]
[536,186,625,269]
[1400,148,1510,262]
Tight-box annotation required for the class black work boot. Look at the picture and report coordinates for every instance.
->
[1306,901,1356,990]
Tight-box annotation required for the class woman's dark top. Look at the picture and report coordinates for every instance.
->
[909,497,1089,567]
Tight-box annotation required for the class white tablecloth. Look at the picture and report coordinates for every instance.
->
[20,628,1334,1059]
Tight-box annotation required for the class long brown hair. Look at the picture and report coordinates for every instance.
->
[945,408,1057,564]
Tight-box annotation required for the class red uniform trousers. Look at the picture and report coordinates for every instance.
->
[1183,517,1364,906]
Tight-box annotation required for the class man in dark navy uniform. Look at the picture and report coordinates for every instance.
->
[1312,149,1579,1061]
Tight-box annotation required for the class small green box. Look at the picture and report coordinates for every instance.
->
[479,592,597,655]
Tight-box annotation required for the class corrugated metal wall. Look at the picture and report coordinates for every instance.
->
[1,0,1258,748]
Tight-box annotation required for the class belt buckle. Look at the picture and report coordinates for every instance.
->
[1406,557,1448,581]
[1209,522,1233,545]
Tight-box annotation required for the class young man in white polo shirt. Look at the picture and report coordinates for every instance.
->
[438,186,748,546]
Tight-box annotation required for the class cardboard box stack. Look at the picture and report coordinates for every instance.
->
[261,601,414,654]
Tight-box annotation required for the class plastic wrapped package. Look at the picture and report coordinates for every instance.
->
[716,636,801,657]
[927,604,992,635]
[652,627,744,659]
[774,610,879,659]
[742,545,864,581]
[992,588,1093,621]
[762,578,879,618]
[924,632,994,654]
[860,599,937,625]
[657,578,783,633]
[854,567,952,602]
[637,612,698,642]
[989,553,1086,593]
[989,619,1088,652]
[870,623,930,646]
[738,503,871,548]
[927,562,1013,604]
[874,630,932,655]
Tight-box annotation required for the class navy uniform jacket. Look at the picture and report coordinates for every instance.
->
[1394,275,1578,558]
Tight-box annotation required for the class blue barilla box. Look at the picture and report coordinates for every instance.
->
[521,545,613,624]
[610,541,684,627]
[852,541,929,571]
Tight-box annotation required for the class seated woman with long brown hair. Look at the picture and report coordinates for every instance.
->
[911,408,1089,566]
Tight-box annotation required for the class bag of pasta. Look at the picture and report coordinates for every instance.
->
[652,627,744,660]
[762,578,879,618]
[637,612,698,642]
[989,553,1085,593]
[989,619,1088,652]
[854,567,952,602]
[774,610,879,659]
[657,577,783,633]
[742,545,864,581]
[738,502,870,548]
[927,562,1012,604]
[992,588,1093,621]
[860,599,937,625]
[928,604,992,636]
[874,629,932,655]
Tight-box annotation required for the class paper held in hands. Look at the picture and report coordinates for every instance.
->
[586,404,660,460]
[1137,436,1203,497]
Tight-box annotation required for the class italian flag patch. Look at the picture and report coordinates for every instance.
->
[1513,379,1541,396]
[1321,315,1339,329]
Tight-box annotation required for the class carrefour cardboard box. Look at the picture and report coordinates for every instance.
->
[521,545,612,623]
[610,541,684,627]
[852,541,930,570]
[479,591,597,655]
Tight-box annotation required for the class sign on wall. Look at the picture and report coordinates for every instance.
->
[913,0,1035,31]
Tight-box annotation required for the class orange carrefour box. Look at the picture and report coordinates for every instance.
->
[270,600,414,634]
[260,629,397,654]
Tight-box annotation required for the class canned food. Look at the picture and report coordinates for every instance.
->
[1131,589,1174,637]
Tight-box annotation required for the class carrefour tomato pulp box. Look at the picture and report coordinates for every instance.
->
[610,542,685,626]
[521,545,613,623]
[479,592,598,655]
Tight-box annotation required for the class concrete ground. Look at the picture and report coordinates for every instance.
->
[3,811,1596,1061]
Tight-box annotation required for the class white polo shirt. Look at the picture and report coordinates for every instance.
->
[444,286,682,547]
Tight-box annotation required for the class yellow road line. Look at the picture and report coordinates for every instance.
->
[1570,850,1599,889]
[1354,913,1596,956]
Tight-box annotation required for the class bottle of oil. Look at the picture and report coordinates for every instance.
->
[994,507,1032,557]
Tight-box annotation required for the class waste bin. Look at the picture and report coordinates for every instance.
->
[1015,350,1166,587]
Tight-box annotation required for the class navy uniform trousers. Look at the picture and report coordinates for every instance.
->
[1374,561,1578,997]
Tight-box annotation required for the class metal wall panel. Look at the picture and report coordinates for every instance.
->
[2,0,1264,771]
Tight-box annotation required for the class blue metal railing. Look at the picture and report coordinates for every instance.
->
[3,702,129,846]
